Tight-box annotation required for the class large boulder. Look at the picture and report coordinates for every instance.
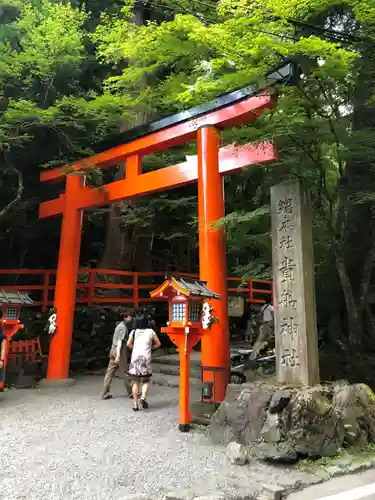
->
[211,382,274,445]
[333,383,375,446]
[210,381,375,463]
[281,387,344,458]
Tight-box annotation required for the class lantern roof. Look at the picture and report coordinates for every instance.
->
[0,290,34,306]
[150,276,220,299]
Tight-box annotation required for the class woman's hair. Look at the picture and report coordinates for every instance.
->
[133,314,149,330]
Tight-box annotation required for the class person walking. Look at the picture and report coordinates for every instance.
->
[0,314,6,392]
[251,296,275,360]
[102,310,133,400]
[127,313,161,411]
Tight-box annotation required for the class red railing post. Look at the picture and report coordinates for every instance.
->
[87,270,96,307]
[133,272,139,308]
[0,269,273,310]
[42,272,50,312]
[248,278,253,303]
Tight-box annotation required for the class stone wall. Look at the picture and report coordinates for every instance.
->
[9,305,173,378]
[210,381,375,463]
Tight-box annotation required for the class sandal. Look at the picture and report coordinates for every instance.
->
[140,397,148,409]
[132,404,139,412]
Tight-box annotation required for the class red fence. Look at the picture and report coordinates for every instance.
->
[0,269,273,312]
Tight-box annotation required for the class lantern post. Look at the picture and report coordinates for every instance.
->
[150,276,219,431]
[0,290,33,391]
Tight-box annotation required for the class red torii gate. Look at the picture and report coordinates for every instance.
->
[39,64,292,397]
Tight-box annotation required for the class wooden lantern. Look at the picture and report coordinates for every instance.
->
[152,277,218,327]
[0,290,33,391]
[150,276,219,432]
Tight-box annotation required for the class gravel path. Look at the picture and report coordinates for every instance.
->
[0,376,306,500]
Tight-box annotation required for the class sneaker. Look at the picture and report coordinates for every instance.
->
[140,398,149,409]
[132,404,139,412]
[101,392,113,400]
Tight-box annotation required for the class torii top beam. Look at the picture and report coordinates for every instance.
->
[40,63,295,184]
[39,141,277,218]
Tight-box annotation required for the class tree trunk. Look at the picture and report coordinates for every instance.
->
[358,234,375,315]
[341,27,375,341]
[99,178,132,270]
[334,251,362,345]
[99,4,152,273]
[364,303,375,345]
[133,231,155,271]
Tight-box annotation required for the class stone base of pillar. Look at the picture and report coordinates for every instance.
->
[39,378,76,389]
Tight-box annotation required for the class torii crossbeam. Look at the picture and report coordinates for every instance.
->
[39,63,295,397]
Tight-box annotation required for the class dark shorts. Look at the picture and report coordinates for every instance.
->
[129,374,152,385]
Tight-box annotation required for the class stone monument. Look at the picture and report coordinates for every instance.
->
[210,180,375,462]
[271,179,319,386]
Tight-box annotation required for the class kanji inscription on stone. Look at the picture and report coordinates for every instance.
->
[279,289,297,309]
[281,348,300,367]
[278,214,292,232]
[271,180,320,386]
[279,256,296,284]
[279,235,294,251]
[277,197,293,215]
[280,316,300,338]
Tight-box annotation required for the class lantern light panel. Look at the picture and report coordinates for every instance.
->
[189,302,202,323]
[172,302,186,322]
[6,306,18,320]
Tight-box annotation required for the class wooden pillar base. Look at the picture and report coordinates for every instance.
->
[179,424,191,433]
[39,378,76,389]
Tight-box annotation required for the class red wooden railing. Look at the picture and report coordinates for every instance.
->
[0,269,273,312]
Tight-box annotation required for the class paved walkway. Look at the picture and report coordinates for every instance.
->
[0,376,291,500]
[287,469,375,500]
[3,376,367,500]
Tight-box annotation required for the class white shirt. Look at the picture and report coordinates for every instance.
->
[261,304,274,323]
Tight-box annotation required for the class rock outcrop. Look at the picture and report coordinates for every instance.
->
[210,381,375,463]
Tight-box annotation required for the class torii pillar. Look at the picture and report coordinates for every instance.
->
[198,126,229,401]
[48,175,84,382]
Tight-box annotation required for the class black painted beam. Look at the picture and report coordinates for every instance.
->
[95,62,298,153]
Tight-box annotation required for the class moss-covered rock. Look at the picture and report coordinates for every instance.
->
[210,381,375,463]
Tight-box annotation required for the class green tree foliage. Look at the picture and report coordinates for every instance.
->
[0,0,131,268]
[93,0,375,345]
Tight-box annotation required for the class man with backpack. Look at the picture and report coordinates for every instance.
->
[251,296,275,360]
[0,312,6,391]
[101,309,133,400]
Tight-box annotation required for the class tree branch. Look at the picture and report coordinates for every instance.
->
[358,222,375,314]
[18,122,76,152]
[0,156,24,219]
[43,75,55,105]
[314,76,345,178]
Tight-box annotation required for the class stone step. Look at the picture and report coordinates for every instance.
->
[191,400,218,420]
[152,362,201,379]
[151,372,203,390]
[152,354,202,368]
